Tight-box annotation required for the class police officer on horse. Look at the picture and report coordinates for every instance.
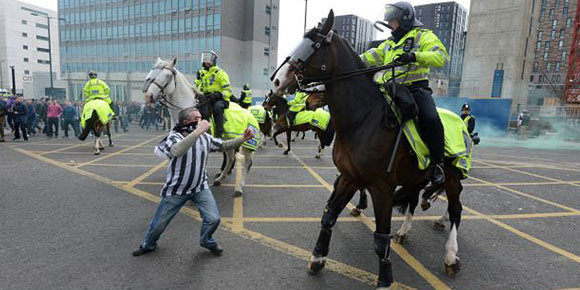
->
[361,1,448,185]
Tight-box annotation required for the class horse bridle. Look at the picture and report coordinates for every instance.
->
[142,66,183,110]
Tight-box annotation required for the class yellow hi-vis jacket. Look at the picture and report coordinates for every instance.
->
[361,28,449,85]
[197,65,233,102]
[83,78,111,104]
[289,92,307,112]
[241,88,252,104]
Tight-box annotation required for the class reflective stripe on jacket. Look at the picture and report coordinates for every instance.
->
[242,89,252,104]
[83,79,110,100]
[198,66,232,101]
[288,92,307,112]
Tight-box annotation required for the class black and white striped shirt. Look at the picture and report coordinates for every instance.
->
[155,131,223,196]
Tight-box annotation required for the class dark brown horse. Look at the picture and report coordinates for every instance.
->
[271,11,464,289]
[262,92,334,158]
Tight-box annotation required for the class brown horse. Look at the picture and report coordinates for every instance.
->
[293,92,327,141]
[78,110,114,155]
[262,92,334,158]
[271,11,464,289]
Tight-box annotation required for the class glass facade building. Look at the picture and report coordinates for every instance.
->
[58,0,279,102]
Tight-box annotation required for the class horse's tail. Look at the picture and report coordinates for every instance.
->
[263,111,273,137]
[393,187,415,214]
[78,110,98,141]
[321,121,335,147]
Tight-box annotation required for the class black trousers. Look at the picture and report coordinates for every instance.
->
[212,100,226,137]
[13,118,28,140]
[410,86,444,163]
[63,119,79,137]
[47,117,59,136]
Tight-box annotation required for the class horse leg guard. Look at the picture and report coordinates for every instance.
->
[309,207,338,274]
[374,232,394,288]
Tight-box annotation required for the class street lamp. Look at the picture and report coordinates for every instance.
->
[304,0,308,33]
[30,13,66,99]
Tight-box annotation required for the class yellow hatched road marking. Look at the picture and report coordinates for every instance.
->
[123,160,168,188]
[12,146,417,289]
[118,181,326,188]
[75,134,165,168]
[290,151,452,290]
[232,153,244,232]
[463,180,580,187]
[476,160,580,188]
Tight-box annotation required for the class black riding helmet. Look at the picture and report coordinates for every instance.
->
[88,71,97,78]
[377,1,423,31]
[461,103,470,111]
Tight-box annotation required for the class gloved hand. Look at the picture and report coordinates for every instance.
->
[209,92,223,101]
[394,53,416,65]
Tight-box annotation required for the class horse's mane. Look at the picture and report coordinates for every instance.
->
[153,58,201,95]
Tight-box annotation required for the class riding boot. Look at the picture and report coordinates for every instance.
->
[288,111,297,127]
[212,100,225,138]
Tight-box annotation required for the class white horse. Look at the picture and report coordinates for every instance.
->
[142,57,254,196]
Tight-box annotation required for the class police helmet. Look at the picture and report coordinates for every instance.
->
[88,71,97,78]
[380,1,423,31]
[461,103,470,111]
[243,83,250,90]
[201,51,218,67]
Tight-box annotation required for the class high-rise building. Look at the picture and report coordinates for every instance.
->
[527,0,578,105]
[323,14,375,55]
[58,0,279,102]
[0,0,61,96]
[416,1,467,97]
[460,0,536,109]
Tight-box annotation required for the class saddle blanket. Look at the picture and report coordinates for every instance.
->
[248,105,267,124]
[213,102,261,151]
[80,99,114,129]
[294,108,331,131]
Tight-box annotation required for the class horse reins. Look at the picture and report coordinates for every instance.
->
[143,66,184,110]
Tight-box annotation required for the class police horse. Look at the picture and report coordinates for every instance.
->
[272,11,465,289]
[143,57,256,196]
[78,99,114,155]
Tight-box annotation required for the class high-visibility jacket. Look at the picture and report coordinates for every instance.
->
[198,65,232,102]
[288,92,307,112]
[241,89,252,104]
[361,28,448,85]
[462,114,475,134]
[83,78,111,104]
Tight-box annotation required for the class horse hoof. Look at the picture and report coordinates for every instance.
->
[213,180,222,187]
[233,191,242,198]
[432,220,446,231]
[393,234,408,244]
[420,199,431,211]
[109,143,114,147]
[277,144,284,148]
[308,256,326,274]
[283,151,289,155]
[350,208,362,216]
[94,151,100,155]
[445,258,461,276]
[315,154,322,159]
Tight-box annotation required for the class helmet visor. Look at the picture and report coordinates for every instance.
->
[201,52,215,65]
[382,4,404,22]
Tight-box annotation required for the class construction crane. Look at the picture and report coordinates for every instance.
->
[563,0,580,103]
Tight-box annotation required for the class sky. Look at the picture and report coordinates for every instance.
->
[19,0,470,65]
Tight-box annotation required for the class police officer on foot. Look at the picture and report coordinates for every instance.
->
[460,103,479,145]
[361,1,449,185]
[197,51,232,138]
[240,83,252,109]
[83,71,114,111]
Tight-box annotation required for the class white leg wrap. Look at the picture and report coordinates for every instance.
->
[396,207,413,236]
[445,224,459,265]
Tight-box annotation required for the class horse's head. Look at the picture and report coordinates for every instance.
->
[272,10,337,95]
[143,57,178,105]
[262,90,276,111]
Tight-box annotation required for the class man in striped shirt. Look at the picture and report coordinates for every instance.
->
[133,107,254,257]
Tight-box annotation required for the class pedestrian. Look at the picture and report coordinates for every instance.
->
[38,98,49,135]
[132,107,254,257]
[112,101,121,133]
[25,100,37,135]
[0,97,6,142]
[62,101,80,138]
[12,96,28,142]
[6,95,16,132]
[46,99,63,137]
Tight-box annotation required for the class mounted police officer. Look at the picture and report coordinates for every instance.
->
[196,51,232,138]
[83,71,111,108]
[361,1,449,186]
[287,91,307,126]
[240,83,252,109]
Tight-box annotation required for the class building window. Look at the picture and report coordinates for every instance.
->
[264,47,270,56]
[567,18,573,27]
[37,59,50,64]
[263,67,269,76]
[36,35,49,41]
[24,70,30,75]
[21,20,27,25]
[549,9,555,19]
[562,51,567,60]
[545,41,550,50]
[37,47,50,53]
[265,5,271,14]
[544,51,549,60]
[23,57,29,62]
[558,39,564,49]
[35,23,48,29]
[555,0,560,7]
[551,30,556,39]
[560,29,566,38]
[533,62,538,72]
[22,32,28,37]
[563,7,568,15]
[552,19,557,29]
[23,45,28,50]
[547,62,551,72]
[265,26,270,36]
[540,9,545,20]
[538,31,543,40]
[555,62,561,72]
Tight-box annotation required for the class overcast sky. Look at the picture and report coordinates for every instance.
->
[19,0,470,65]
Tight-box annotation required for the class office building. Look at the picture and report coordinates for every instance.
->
[0,0,62,97]
[58,0,279,102]
[323,14,375,55]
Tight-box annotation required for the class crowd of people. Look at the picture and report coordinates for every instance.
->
[0,96,170,143]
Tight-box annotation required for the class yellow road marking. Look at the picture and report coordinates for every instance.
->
[123,160,168,188]
[290,151,452,290]
[75,134,164,168]
[474,153,553,162]
[470,176,580,213]
[86,163,160,167]
[232,153,244,232]
[12,146,416,289]
[463,181,580,187]
[123,181,326,188]
[476,160,580,188]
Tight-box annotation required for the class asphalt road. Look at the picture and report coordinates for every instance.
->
[1,126,580,290]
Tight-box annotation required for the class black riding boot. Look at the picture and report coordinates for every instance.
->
[212,100,226,138]
[287,111,297,127]
[410,85,445,185]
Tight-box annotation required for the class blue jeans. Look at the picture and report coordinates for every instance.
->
[141,188,221,250]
